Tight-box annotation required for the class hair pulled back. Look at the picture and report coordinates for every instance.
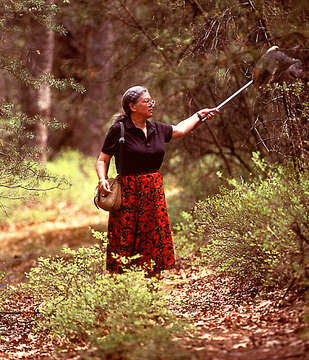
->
[114,85,148,123]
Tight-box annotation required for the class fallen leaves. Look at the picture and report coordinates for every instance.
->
[163,266,309,359]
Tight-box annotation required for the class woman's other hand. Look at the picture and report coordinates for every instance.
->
[98,178,112,195]
[96,152,112,194]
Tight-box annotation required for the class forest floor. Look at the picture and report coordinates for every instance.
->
[1,212,309,360]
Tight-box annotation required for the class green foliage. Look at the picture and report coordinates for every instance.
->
[0,0,85,210]
[0,0,84,91]
[0,104,68,212]
[25,245,187,359]
[0,0,67,34]
[0,57,84,92]
[175,156,309,286]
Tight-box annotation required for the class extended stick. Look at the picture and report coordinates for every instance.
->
[215,79,253,110]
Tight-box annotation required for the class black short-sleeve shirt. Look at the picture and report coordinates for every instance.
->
[102,116,173,176]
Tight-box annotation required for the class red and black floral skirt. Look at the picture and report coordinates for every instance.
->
[106,171,175,274]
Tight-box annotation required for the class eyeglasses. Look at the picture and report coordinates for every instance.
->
[140,99,156,107]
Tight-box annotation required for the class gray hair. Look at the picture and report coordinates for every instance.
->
[122,86,148,115]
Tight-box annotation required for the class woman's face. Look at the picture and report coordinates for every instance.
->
[130,91,155,119]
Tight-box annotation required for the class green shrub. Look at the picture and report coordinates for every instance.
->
[25,244,187,359]
[175,156,309,286]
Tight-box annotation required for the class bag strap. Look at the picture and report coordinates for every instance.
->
[106,121,125,178]
[118,121,125,176]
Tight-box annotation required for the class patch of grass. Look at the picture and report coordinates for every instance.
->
[0,150,105,226]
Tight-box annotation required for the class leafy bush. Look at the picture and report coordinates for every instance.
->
[175,156,309,286]
[25,244,187,359]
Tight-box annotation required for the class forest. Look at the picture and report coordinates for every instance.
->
[0,0,308,359]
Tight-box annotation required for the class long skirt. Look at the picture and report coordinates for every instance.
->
[106,171,175,274]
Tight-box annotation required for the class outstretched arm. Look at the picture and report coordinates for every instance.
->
[171,108,217,140]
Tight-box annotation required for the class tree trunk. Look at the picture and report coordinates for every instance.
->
[36,23,54,162]
[20,1,55,162]
[71,20,114,156]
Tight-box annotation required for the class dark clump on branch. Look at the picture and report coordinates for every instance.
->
[253,46,309,88]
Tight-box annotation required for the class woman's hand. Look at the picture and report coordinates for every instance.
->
[197,107,218,122]
[98,178,112,195]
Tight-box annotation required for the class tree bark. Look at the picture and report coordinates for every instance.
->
[72,20,114,156]
[20,0,55,162]
[36,22,54,162]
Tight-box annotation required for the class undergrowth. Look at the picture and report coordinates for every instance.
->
[24,244,188,360]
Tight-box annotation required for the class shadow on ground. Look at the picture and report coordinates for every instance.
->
[0,222,107,284]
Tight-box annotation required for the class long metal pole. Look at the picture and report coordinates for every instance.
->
[215,79,253,110]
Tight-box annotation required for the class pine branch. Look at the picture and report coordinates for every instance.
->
[120,3,174,68]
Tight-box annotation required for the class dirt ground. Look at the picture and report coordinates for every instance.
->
[1,215,309,360]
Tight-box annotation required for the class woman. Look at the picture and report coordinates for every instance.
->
[96,86,217,276]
